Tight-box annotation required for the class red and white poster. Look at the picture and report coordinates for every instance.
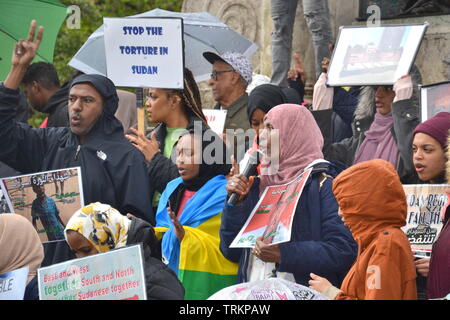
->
[230,168,312,248]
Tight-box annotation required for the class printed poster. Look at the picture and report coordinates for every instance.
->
[230,168,312,248]
[0,266,29,300]
[327,24,427,86]
[38,244,147,300]
[402,184,447,253]
[0,180,13,214]
[0,167,84,243]
[420,81,450,121]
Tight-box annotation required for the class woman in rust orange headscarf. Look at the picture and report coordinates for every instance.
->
[309,159,417,300]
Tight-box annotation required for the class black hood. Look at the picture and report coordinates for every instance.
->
[42,83,69,114]
[69,74,123,139]
[127,217,161,260]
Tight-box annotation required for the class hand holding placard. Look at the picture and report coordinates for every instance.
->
[393,75,413,103]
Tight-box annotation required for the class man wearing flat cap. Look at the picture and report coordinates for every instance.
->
[203,51,253,133]
[0,21,154,224]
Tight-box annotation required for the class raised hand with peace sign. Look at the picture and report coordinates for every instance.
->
[5,20,44,90]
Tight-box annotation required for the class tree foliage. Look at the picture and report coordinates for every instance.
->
[29,0,182,127]
[54,0,182,83]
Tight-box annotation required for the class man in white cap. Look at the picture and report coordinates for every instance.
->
[203,51,252,133]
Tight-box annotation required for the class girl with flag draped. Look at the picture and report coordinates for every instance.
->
[155,126,238,299]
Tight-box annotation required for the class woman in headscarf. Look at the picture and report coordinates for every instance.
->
[126,68,208,218]
[0,214,44,300]
[155,127,238,300]
[64,202,185,300]
[236,84,300,175]
[309,159,417,300]
[221,104,357,287]
[314,67,422,184]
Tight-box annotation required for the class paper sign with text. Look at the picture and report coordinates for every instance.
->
[1,167,84,243]
[38,244,147,300]
[230,168,312,248]
[203,109,227,135]
[402,184,447,253]
[104,17,184,89]
[0,266,29,300]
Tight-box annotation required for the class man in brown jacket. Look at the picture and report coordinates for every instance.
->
[309,159,417,300]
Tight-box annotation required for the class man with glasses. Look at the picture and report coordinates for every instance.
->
[203,51,252,134]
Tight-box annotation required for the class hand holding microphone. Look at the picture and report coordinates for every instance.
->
[227,151,261,205]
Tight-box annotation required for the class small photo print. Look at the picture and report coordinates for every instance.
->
[1,167,84,243]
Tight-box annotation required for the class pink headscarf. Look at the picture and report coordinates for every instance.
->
[259,104,324,193]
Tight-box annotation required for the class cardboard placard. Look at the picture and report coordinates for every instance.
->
[104,17,184,89]
[327,24,427,86]
[203,109,227,135]
[0,266,29,300]
[38,244,147,300]
[402,184,447,253]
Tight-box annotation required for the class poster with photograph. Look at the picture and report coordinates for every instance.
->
[402,184,447,253]
[38,244,147,300]
[230,168,312,248]
[0,180,13,214]
[327,24,428,86]
[0,167,84,243]
[420,81,450,121]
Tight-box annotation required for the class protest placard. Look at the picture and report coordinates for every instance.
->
[402,184,447,254]
[103,17,184,89]
[230,168,312,248]
[0,180,13,214]
[38,244,147,300]
[420,81,450,121]
[203,109,227,135]
[1,167,84,243]
[0,266,29,300]
[327,24,427,86]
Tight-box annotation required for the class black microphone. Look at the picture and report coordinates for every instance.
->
[227,150,261,205]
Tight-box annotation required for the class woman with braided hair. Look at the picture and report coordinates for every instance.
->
[126,68,209,218]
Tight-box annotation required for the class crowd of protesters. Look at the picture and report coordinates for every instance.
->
[0,14,449,302]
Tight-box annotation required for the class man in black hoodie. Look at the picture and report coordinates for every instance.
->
[22,61,70,127]
[0,21,154,224]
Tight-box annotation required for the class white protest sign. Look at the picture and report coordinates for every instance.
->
[327,24,427,86]
[402,184,447,253]
[104,17,184,89]
[203,109,227,135]
[0,266,29,300]
[38,244,147,300]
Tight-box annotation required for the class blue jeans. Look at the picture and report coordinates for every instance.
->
[271,0,333,86]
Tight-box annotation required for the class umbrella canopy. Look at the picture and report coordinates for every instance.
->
[69,8,259,83]
[0,0,68,81]
[207,278,329,300]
